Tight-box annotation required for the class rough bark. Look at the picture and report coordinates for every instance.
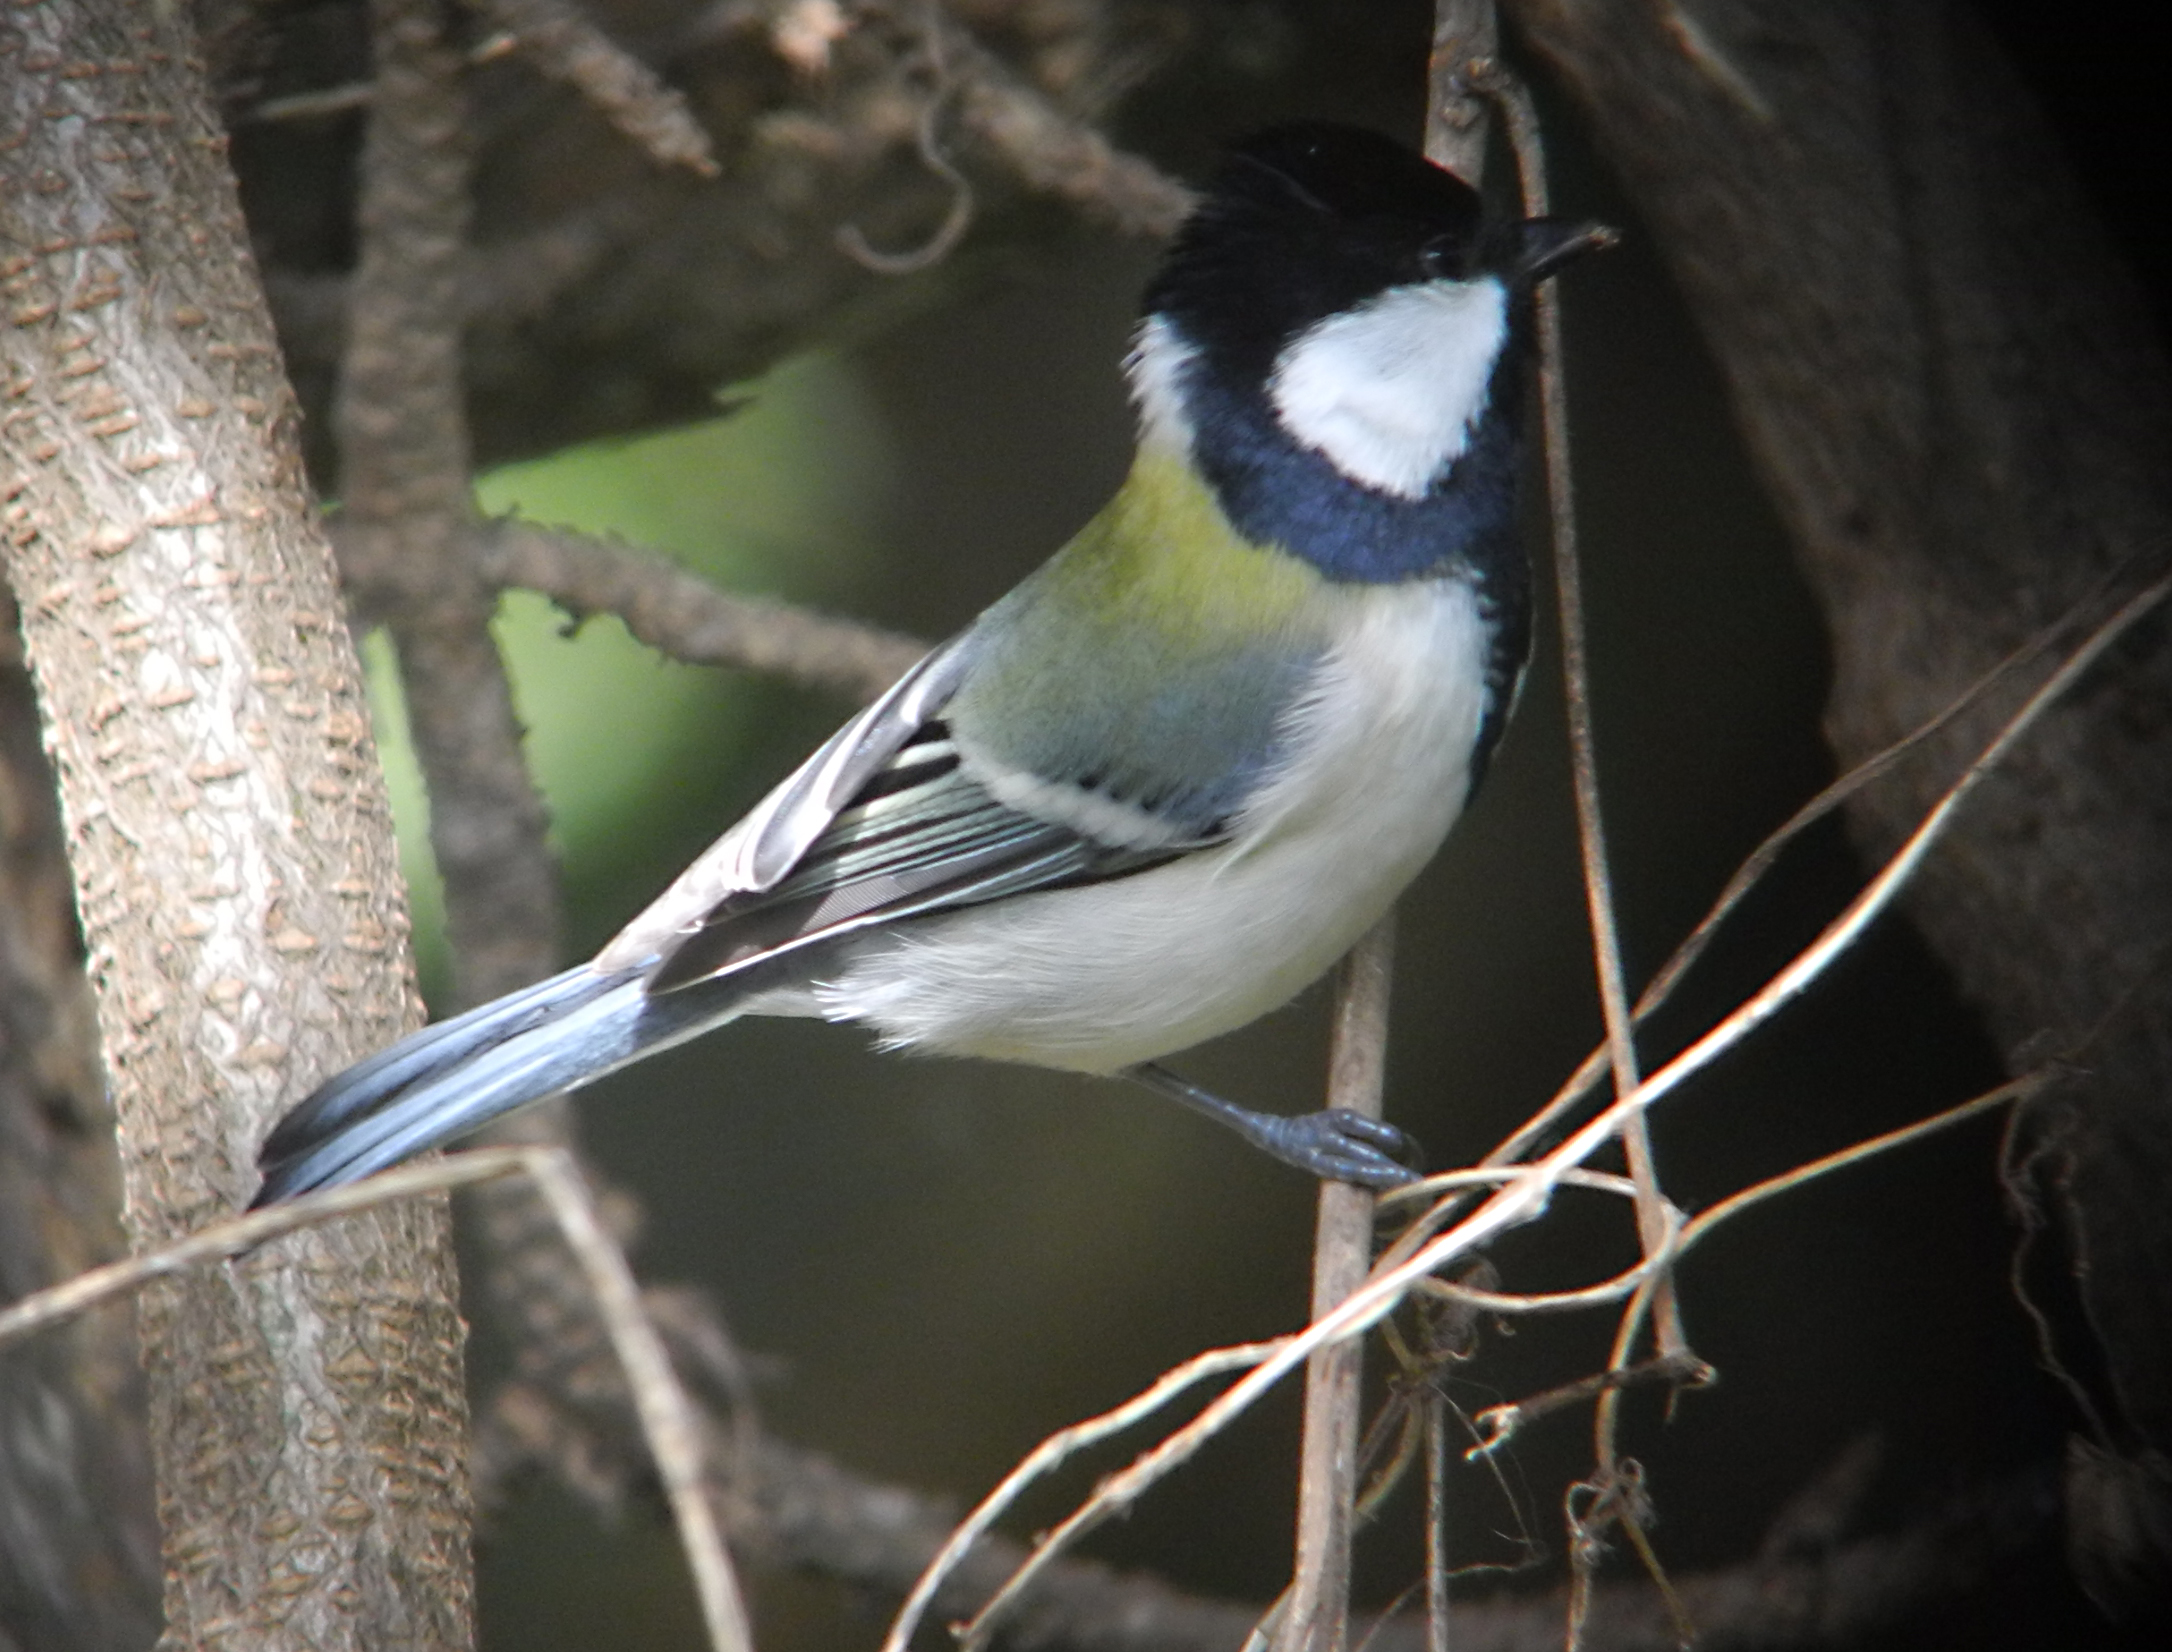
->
[0,589,159,1650]
[1509,0,2172,1614]
[0,2,474,1647]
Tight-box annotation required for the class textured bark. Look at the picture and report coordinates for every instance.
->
[0,3,474,1647]
[1510,0,2172,1612]
[0,588,159,1651]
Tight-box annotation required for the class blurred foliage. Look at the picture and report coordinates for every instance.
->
[364,353,898,1001]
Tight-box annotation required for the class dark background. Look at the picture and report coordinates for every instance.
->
[225,3,2163,1646]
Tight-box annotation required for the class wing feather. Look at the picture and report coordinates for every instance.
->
[594,639,975,973]
[644,726,1180,993]
[603,594,1300,1000]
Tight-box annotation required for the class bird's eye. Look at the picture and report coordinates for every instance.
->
[1419,236,1466,280]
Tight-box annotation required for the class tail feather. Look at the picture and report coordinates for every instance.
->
[252,965,748,1207]
[259,968,614,1166]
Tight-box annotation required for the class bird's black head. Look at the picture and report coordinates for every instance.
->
[1148,124,1481,379]
[1145,123,1602,388]
[1129,121,1608,581]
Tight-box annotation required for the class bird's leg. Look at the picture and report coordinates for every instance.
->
[1126,1062,1421,1189]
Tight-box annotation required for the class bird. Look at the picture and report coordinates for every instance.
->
[252,121,1609,1209]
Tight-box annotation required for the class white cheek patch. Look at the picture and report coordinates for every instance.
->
[1124,313,1199,457]
[1268,277,1509,499]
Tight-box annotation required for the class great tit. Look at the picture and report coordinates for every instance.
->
[253,121,1607,1208]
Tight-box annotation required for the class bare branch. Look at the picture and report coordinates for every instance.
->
[1509,5,2172,1602]
[935,8,1195,239]
[0,1145,753,1652]
[1472,62,1678,1388]
[474,0,720,178]
[494,1152,755,1652]
[0,1154,535,1350]
[1481,561,2143,1177]
[1425,1,1499,184]
[944,567,2167,1642]
[470,518,928,699]
[336,0,562,1009]
[884,1341,1293,1652]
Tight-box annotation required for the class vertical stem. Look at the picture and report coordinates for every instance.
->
[1427,1,1500,179]
[334,0,560,1014]
[1481,65,1686,1376]
[1426,1390,1452,1652]
[1281,11,1501,1644]
[1284,918,1397,1652]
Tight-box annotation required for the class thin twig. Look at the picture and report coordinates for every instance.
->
[518,1152,754,1652]
[837,51,976,274]
[1409,1250,1675,1319]
[883,1339,1293,1652]
[0,1145,754,1652]
[1456,78,1688,1626]
[1276,23,1512,1647]
[243,82,377,123]
[1377,1166,1645,1264]
[1464,1352,1711,1460]
[1485,556,2135,1173]
[0,1153,535,1349]
[934,6,1195,238]
[947,569,2168,1644]
[1678,1072,2045,1255]
[1473,58,1683,1383]
[1554,571,2170,1159]
[1425,1390,1451,1652]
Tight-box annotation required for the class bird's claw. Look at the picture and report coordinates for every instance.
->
[1259,1107,1423,1190]
[1125,1063,1423,1189]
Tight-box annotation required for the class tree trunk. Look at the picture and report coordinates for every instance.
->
[0,3,475,1646]
[1510,0,2172,1614]
[1,588,159,1651]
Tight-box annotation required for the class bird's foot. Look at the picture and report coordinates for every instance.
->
[1127,1063,1422,1190]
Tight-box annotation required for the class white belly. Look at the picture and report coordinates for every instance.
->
[816,579,1492,1073]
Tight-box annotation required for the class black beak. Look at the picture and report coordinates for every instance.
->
[1512,217,1618,285]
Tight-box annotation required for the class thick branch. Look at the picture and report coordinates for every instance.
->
[743,1429,2055,1652]
[0,2,472,1644]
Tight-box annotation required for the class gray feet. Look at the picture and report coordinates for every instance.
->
[1128,1062,1421,1190]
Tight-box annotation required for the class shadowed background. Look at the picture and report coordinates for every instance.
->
[392,23,2084,1652]
[5,1,2166,1647]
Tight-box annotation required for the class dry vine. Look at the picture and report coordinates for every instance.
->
[879,567,2167,1652]
[5,3,2155,1650]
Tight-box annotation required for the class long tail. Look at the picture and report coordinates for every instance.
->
[252,965,746,1207]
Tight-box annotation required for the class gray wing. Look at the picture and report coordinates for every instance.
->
[594,636,1222,996]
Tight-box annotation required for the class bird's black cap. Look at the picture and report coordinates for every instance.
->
[1146,123,1488,377]
[1218,122,1484,240]
[1145,121,1608,382]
